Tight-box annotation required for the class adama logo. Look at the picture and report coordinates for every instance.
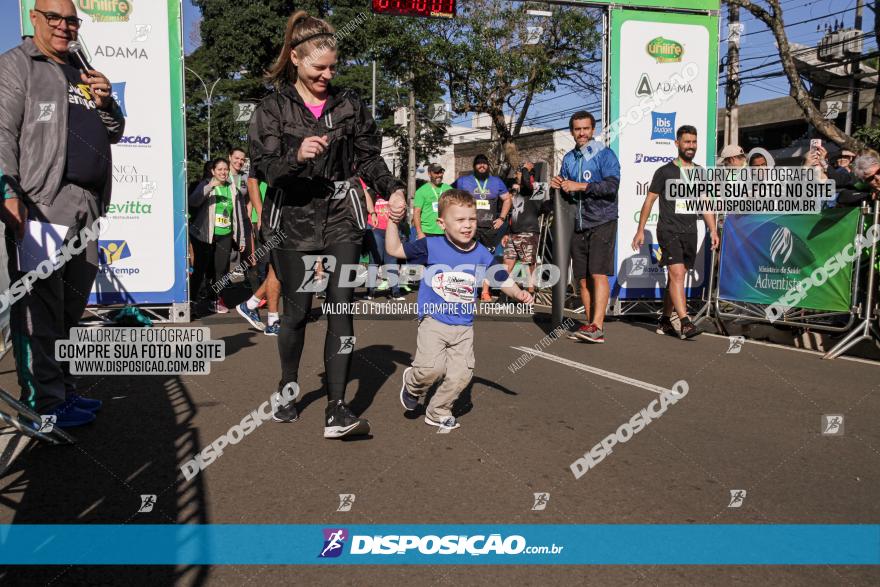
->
[319,528,348,558]
[646,37,683,63]
[78,0,133,23]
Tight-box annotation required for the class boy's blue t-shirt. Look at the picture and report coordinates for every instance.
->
[452,174,509,227]
[402,236,508,326]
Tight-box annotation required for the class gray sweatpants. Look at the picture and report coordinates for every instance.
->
[404,316,475,421]
[5,183,101,412]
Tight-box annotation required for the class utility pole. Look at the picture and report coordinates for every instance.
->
[724,4,740,147]
[407,85,417,207]
[845,0,864,135]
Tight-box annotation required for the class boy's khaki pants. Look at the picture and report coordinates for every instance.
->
[404,316,474,421]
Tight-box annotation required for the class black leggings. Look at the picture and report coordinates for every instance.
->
[191,233,232,302]
[272,243,360,402]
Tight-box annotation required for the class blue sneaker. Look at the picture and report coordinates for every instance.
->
[264,322,280,336]
[400,367,419,411]
[236,302,265,331]
[68,394,102,412]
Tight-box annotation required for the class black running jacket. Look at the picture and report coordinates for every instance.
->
[248,83,404,251]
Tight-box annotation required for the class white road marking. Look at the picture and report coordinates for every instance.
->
[510,346,679,395]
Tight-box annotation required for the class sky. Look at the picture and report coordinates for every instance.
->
[1,0,876,131]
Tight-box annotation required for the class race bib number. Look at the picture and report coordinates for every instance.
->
[476,199,491,210]
[215,213,231,228]
[432,201,439,212]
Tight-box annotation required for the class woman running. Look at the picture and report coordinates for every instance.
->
[249,11,406,438]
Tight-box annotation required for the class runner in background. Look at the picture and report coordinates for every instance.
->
[188,157,249,315]
[236,176,282,335]
[502,169,542,297]
[413,163,451,238]
[363,181,406,301]
[631,125,719,340]
[453,154,511,301]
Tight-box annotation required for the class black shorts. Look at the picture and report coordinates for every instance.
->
[476,226,500,250]
[570,220,617,279]
[656,229,697,269]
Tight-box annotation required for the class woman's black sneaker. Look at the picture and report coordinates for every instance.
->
[679,320,701,340]
[656,316,677,337]
[324,400,371,438]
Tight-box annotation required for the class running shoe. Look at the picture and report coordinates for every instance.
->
[656,316,677,337]
[264,322,280,336]
[391,292,406,301]
[574,323,605,343]
[236,302,266,331]
[67,394,102,412]
[324,400,371,438]
[679,320,701,340]
[272,384,300,423]
[211,299,229,314]
[425,415,460,430]
[399,367,419,411]
[570,323,595,341]
[566,322,585,340]
[376,279,390,292]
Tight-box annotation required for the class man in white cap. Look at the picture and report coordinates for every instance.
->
[719,145,747,168]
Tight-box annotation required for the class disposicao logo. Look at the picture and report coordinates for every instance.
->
[98,240,132,265]
[646,37,683,63]
[650,111,675,141]
[319,528,348,558]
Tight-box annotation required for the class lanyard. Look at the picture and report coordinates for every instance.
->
[431,184,443,199]
[474,177,488,197]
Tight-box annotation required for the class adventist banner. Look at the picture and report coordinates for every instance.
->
[717,209,861,313]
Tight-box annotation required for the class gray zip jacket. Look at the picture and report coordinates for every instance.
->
[0,38,125,211]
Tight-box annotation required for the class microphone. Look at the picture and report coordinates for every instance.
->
[67,41,93,73]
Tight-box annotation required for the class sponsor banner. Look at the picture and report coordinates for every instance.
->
[0,524,875,564]
[718,208,860,312]
[610,10,718,300]
[19,0,188,305]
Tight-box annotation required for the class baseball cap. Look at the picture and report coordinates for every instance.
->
[427,163,445,173]
[473,154,490,166]
[719,145,746,160]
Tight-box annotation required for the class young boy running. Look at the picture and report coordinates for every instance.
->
[385,190,533,431]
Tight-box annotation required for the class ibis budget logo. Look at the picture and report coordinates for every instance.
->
[646,37,683,63]
[78,0,132,22]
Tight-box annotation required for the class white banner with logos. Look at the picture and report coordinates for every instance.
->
[20,0,188,306]
[610,11,718,299]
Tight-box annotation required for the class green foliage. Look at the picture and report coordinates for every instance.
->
[854,124,880,152]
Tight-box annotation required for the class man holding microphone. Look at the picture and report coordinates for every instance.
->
[0,0,124,427]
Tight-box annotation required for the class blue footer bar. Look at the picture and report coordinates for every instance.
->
[1,525,878,565]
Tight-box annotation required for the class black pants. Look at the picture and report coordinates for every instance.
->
[191,233,232,303]
[272,242,360,403]
[6,183,101,412]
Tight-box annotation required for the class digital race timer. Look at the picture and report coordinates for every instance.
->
[371,0,456,19]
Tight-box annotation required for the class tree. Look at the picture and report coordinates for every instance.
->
[725,0,867,151]
[371,0,602,175]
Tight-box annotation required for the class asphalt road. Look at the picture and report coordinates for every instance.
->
[1,300,879,586]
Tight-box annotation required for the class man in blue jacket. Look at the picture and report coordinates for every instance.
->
[551,111,620,344]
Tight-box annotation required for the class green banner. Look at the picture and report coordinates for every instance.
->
[718,209,862,313]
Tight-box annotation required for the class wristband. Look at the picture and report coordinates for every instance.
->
[3,192,18,200]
